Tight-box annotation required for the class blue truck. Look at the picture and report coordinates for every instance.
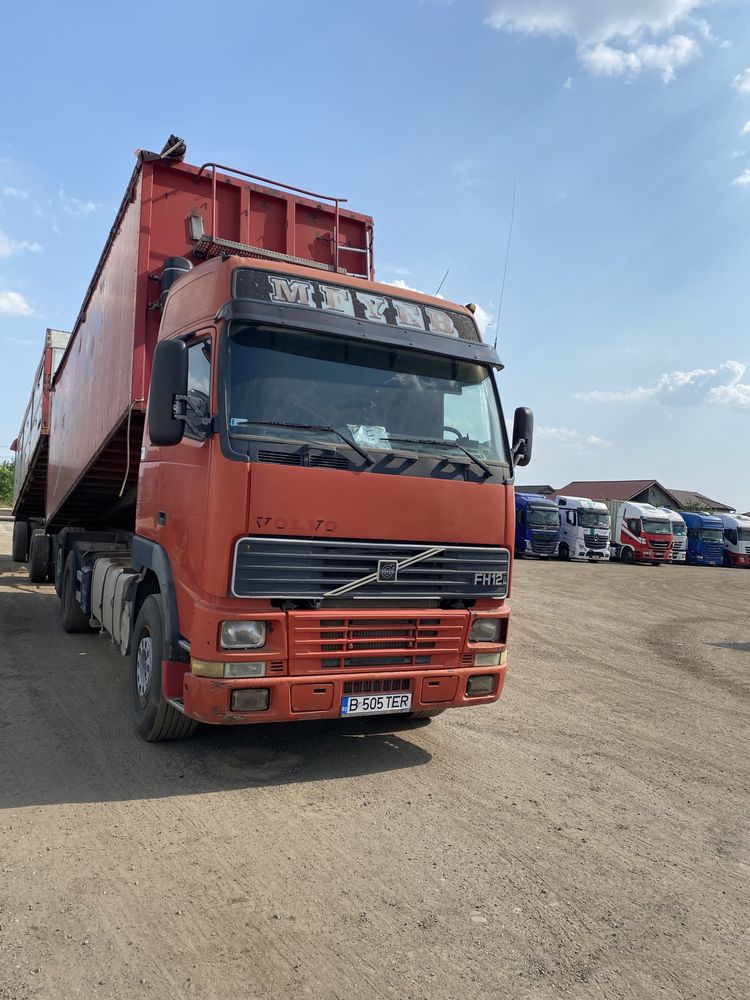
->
[514,493,560,559]
[679,511,724,566]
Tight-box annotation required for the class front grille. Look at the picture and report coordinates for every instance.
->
[289,611,467,674]
[530,534,557,554]
[586,536,608,550]
[232,537,510,600]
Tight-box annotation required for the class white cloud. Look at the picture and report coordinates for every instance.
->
[0,291,36,317]
[563,76,573,89]
[486,1,708,81]
[574,360,750,410]
[740,121,750,135]
[0,227,42,258]
[732,169,750,187]
[59,189,100,216]
[732,67,750,94]
[536,426,613,451]
[5,335,36,345]
[2,186,29,199]
[472,303,494,338]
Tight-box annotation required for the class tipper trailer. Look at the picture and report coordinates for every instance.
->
[10,328,70,565]
[12,136,534,741]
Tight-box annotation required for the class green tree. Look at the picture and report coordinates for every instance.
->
[0,459,14,507]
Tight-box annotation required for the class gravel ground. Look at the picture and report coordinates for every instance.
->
[0,521,747,999]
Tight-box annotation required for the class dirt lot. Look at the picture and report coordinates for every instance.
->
[0,522,747,1000]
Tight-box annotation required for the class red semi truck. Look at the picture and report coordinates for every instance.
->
[11,136,533,741]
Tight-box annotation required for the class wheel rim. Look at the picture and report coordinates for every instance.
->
[136,631,153,707]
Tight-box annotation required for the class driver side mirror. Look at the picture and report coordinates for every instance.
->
[148,339,188,446]
[511,406,534,467]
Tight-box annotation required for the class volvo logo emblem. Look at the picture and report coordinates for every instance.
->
[377,559,399,583]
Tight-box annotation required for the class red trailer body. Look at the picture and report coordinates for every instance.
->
[46,151,373,528]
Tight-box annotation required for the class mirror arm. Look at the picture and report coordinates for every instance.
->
[172,394,212,436]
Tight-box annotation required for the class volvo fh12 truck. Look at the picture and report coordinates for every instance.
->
[680,511,724,566]
[10,136,534,741]
[555,495,610,561]
[607,501,673,565]
[662,509,687,562]
[514,492,559,558]
[720,513,750,567]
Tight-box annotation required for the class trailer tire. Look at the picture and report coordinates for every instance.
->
[130,595,197,742]
[61,552,94,633]
[12,520,29,562]
[558,543,569,561]
[408,708,446,719]
[27,530,50,583]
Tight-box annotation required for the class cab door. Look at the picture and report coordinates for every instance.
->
[157,330,214,639]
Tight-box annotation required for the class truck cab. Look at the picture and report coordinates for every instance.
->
[555,495,610,561]
[610,501,673,565]
[679,511,724,566]
[720,513,750,567]
[514,493,559,558]
[661,509,687,562]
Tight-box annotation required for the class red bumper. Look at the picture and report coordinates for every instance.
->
[182,665,506,725]
[728,552,750,567]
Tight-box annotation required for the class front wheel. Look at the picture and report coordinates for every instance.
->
[130,595,197,742]
[558,543,570,561]
[620,547,634,564]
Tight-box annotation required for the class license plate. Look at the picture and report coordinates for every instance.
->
[340,692,412,717]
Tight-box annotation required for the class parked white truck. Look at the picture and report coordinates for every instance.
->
[662,509,687,562]
[555,496,611,561]
[720,513,750,568]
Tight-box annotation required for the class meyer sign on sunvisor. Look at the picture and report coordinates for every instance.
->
[232,268,481,343]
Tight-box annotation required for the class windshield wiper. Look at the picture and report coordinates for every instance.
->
[384,435,493,480]
[233,420,375,466]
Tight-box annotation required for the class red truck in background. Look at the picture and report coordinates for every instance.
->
[11,136,534,741]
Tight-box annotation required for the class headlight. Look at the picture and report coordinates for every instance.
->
[469,618,501,643]
[220,620,267,649]
[191,658,267,678]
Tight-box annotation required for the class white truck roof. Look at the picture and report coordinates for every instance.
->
[556,495,609,511]
[720,512,750,529]
[619,501,671,520]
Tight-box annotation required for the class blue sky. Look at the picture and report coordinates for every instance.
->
[1,0,749,509]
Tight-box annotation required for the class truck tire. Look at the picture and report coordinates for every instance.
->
[27,530,50,583]
[620,547,634,564]
[408,708,446,719]
[61,551,94,633]
[11,520,29,562]
[130,595,197,742]
[558,543,569,561]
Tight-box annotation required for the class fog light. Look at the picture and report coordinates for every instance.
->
[224,661,266,679]
[469,618,501,642]
[220,620,267,649]
[467,674,495,696]
[230,688,270,712]
[474,651,502,666]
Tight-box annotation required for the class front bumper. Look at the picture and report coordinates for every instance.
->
[182,664,506,725]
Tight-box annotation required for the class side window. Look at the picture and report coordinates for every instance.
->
[567,511,576,525]
[725,528,737,545]
[626,518,641,536]
[185,338,212,440]
[687,528,697,540]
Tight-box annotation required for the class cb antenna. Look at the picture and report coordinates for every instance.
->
[493,176,516,351]
[434,268,449,297]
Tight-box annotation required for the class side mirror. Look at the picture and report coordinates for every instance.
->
[511,406,534,467]
[148,339,188,446]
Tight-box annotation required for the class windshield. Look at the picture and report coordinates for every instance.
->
[226,324,508,463]
[642,519,672,535]
[700,529,723,542]
[671,522,686,536]
[579,511,609,529]
[528,508,560,528]
[739,529,750,543]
